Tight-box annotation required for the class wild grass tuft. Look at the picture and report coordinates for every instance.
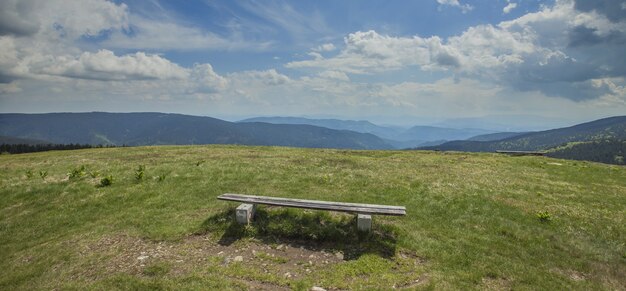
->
[134,165,145,181]
[98,175,114,187]
[536,211,552,222]
[68,165,86,179]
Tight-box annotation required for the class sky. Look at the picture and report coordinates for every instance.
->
[0,0,625,127]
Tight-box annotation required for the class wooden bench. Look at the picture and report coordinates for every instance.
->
[217,193,406,232]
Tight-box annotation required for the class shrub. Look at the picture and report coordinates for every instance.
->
[39,170,48,180]
[135,165,145,181]
[89,171,99,178]
[536,211,552,222]
[25,170,33,179]
[195,160,205,166]
[156,174,166,182]
[68,165,86,179]
[98,175,114,187]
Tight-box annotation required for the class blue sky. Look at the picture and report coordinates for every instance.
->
[1,0,625,127]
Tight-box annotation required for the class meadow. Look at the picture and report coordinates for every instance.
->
[0,145,624,290]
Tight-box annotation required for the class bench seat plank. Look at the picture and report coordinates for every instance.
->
[218,193,406,216]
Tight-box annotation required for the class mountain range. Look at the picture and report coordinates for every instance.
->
[1,113,624,164]
[0,112,392,150]
[421,116,626,153]
[240,116,496,147]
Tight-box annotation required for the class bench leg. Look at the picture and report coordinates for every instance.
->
[236,203,255,225]
[357,214,372,232]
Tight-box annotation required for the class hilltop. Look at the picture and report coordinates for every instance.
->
[0,112,391,150]
[0,145,624,289]
[422,116,626,164]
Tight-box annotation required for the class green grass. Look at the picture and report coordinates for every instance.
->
[0,145,625,290]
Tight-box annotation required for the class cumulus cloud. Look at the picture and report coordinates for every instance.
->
[0,0,129,39]
[287,0,626,101]
[287,30,439,73]
[229,69,291,86]
[0,1,40,36]
[313,43,336,52]
[189,64,228,93]
[503,2,518,14]
[574,0,626,22]
[33,50,189,81]
[0,0,226,92]
[436,0,474,13]
[318,70,350,81]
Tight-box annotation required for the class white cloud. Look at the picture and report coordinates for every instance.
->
[0,0,129,39]
[436,0,474,13]
[32,50,188,81]
[503,2,518,14]
[0,81,21,94]
[313,43,336,52]
[103,16,266,51]
[287,0,626,101]
[318,70,350,81]
[286,30,438,73]
[229,69,291,86]
[189,64,228,93]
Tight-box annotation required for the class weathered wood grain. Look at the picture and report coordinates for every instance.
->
[217,193,406,216]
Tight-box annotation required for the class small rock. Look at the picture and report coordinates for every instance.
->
[137,255,149,261]
[311,287,326,291]
[276,244,285,250]
[309,254,316,258]
[233,256,244,262]
[217,251,224,255]
[308,260,313,265]
[284,272,292,278]
[335,252,344,260]
[252,250,257,255]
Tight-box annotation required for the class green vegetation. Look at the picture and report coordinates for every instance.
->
[135,165,145,181]
[547,139,626,165]
[0,145,625,290]
[98,175,114,187]
[425,116,626,163]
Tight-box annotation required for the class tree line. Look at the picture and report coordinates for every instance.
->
[547,139,626,165]
[0,143,124,154]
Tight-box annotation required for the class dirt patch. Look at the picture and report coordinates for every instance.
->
[550,268,587,282]
[75,233,347,286]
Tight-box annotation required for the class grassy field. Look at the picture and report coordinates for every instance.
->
[0,145,625,290]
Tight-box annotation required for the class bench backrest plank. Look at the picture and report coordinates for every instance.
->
[218,193,406,216]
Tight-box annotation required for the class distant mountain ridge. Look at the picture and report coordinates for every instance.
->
[422,116,626,152]
[0,112,393,150]
[466,132,527,142]
[240,116,497,148]
[239,116,404,139]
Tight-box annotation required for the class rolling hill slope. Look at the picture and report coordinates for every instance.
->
[239,116,403,139]
[0,145,624,289]
[0,112,392,150]
[423,116,626,152]
[240,116,498,148]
